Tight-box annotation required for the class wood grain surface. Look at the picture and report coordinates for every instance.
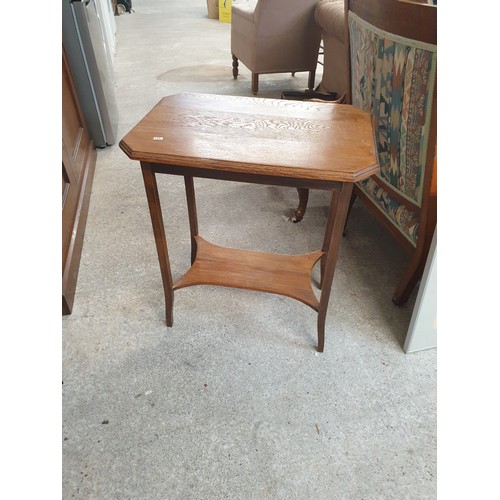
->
[120,93,378,183]
[173,236,324,311]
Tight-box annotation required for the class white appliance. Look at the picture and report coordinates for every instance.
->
[96,0,117,63]
[62,0,119,147]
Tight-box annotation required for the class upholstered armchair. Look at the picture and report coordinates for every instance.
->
[231,0,322,95]
[294,0,437,305]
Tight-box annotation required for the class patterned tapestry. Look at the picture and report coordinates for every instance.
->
[348,12,436,246]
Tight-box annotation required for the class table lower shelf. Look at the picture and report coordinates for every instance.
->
[173,236,324,311]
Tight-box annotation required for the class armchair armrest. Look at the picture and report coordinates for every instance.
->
[315,0,345,43]
[232,1,257,21]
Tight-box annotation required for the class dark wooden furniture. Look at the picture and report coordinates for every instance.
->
[293,0,437,306]
[62,45,97,314]
[119,93,377,351]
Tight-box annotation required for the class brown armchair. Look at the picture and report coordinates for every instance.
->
[231,0,322,95]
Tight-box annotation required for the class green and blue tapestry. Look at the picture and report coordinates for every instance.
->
[348,12,436,245]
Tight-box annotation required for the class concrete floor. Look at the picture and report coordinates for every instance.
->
[62,1,436,498]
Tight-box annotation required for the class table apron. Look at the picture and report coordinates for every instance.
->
[147,163,344,191]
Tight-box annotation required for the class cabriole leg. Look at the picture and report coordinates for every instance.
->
[293,188,309,223]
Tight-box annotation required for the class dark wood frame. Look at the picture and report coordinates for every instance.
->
[62,46,97,315]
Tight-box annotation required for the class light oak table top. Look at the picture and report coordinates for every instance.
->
[120,93,378,184]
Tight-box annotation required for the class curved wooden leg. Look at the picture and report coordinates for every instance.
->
[392,258,425,306]
[317,183,353,352]
[308,70,316,90]
[292,188,309,223]
[392,228,435,305]
[141,162,174,327]
[392,250,427,306]
[232,55,238,79]
[393,204,436,305]
[252,73,259,95]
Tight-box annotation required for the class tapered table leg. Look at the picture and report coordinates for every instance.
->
[232,54,238,79]
[319,191,336,290]
[317,183,353,352]
[184,176,199,264]
[140,162,174,327]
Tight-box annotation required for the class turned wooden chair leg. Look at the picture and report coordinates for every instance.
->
[232,55,238,79]
[252,73,259,95]
[293,188,309,223]
[308,70,316,90]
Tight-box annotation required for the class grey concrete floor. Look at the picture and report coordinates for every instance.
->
[62,1,436,498]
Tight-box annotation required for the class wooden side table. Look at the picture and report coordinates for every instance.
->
[120,93,377,352]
